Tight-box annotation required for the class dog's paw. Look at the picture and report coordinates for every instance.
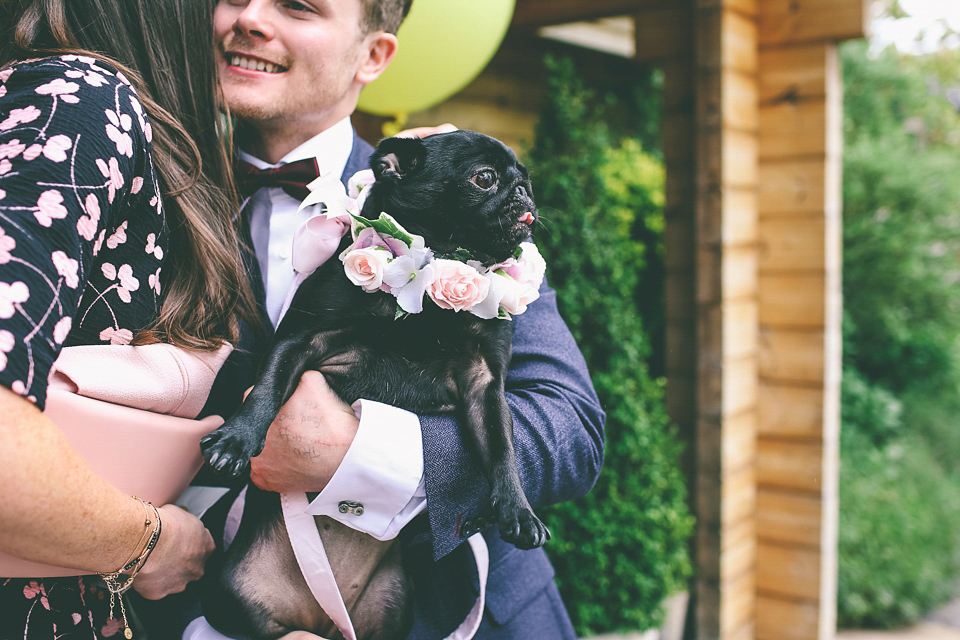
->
[491,495,551,550]
[199,429,260,477]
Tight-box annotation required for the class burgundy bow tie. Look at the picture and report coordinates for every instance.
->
[235,157,321,201]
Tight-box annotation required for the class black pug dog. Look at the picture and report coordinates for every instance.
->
[199,130,549,638]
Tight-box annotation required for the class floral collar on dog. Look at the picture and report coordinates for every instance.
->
[292,170,546,320]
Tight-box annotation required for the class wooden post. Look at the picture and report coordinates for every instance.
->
[754,0,852,635]
[642,1,759,638]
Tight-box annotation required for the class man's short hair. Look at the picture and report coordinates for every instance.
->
[361,0,413,35]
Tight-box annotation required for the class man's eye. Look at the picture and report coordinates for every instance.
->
[471,170,497,189]
[283,1,311,11]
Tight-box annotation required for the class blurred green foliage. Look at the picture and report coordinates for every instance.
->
[839,39,960,627]
[525,55,693,636]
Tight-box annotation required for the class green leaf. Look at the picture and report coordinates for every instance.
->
[351,212,415,248]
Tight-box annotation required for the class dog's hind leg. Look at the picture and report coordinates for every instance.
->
[201,330,324,476]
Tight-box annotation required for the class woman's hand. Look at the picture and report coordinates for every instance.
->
[248,371,360,494]
[133,504,214,599]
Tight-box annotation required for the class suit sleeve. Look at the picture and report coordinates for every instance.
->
[418,278,606,560]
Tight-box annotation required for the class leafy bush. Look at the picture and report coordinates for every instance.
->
[838,39,960,627]
[838,430,960,628]
[527,55,693,636]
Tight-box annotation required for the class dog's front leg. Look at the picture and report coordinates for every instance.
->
[201,330,319,476]
[456,332,550,550]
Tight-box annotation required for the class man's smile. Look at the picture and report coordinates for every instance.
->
[225,53,286,74]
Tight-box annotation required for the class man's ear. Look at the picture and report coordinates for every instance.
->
[372,137,426,182]
[355,31,398,86]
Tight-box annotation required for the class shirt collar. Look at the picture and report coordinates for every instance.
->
[237,116,355,178]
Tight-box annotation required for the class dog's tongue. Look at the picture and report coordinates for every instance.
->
[520,212,535,225]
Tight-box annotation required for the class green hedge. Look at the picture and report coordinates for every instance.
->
[838,39,960,627]
[527,55,693,637]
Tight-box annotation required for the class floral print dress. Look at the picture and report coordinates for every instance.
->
[0,56,170,639]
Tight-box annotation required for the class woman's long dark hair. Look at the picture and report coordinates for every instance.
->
[0,0,257,348]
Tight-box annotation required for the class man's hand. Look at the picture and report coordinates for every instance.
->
[248,371,359,494]
[395,123,457,138]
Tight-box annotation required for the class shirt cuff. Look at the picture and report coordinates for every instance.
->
[304,399,425,540]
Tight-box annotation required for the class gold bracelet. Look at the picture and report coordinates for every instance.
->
[97,496,163,639]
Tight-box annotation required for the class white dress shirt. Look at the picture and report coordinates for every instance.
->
[240,117,426,540]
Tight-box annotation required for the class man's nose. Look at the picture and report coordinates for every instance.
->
[234,0,275,39]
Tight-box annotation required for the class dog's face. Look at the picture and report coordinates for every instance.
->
[364,130,537,264]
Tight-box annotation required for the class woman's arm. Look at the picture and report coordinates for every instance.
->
[0,386,213,597]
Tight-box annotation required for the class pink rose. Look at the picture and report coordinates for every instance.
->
[497,276,539,316]
[428,260,490,312]
[342,247,390,292]
[516,243,546,288]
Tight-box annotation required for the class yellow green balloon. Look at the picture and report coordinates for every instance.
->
[357,0,516,117]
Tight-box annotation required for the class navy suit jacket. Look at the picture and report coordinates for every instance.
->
[196,132,606,640]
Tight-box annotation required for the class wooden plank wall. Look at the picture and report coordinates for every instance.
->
[640,1,759,638]
[753,0,862,637]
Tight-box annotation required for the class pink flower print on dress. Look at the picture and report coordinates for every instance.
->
[129,96,152,143]
[0,159,10,175]
[52,250,80,288]
[35,77,80,103]
[0,68,10,100]
[65,68,108,87]
[53,316,72,344]
[10,380,35,403]
[106,220,127,249]
[148,267,161,295]
[100,326,133,345]
[23,143,42,161]
[22,581,50,610]
[0,329,14,372]
[94,229,106,255]
[0,138,25,159]
[105,108,133,157]
[101,617,124,637]
[101,262,139,303]
[0,226,15,263]
[60,54,97,67]
[96,157,124,203]
[42,134,73,162]
[77,194,101,241]
[34,189,68,227]
[0,281,29,318]
[145,233,163,259]
[131,176,144,194]
[0,105,42,130]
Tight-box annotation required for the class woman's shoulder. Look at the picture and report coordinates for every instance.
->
[4,54,130,85]
[1,55,142,112]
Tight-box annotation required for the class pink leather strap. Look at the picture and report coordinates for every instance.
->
[282,492,358,640]
[281,491,489,640]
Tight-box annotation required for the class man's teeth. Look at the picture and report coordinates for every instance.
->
[230,55,280,73]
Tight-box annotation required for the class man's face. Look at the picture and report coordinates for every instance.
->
[214,0,371,135]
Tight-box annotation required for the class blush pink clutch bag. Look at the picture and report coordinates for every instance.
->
[0,343,232,577]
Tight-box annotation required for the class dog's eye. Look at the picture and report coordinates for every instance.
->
[471,170,497,190]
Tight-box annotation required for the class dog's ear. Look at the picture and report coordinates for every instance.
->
[372,137,427,182]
